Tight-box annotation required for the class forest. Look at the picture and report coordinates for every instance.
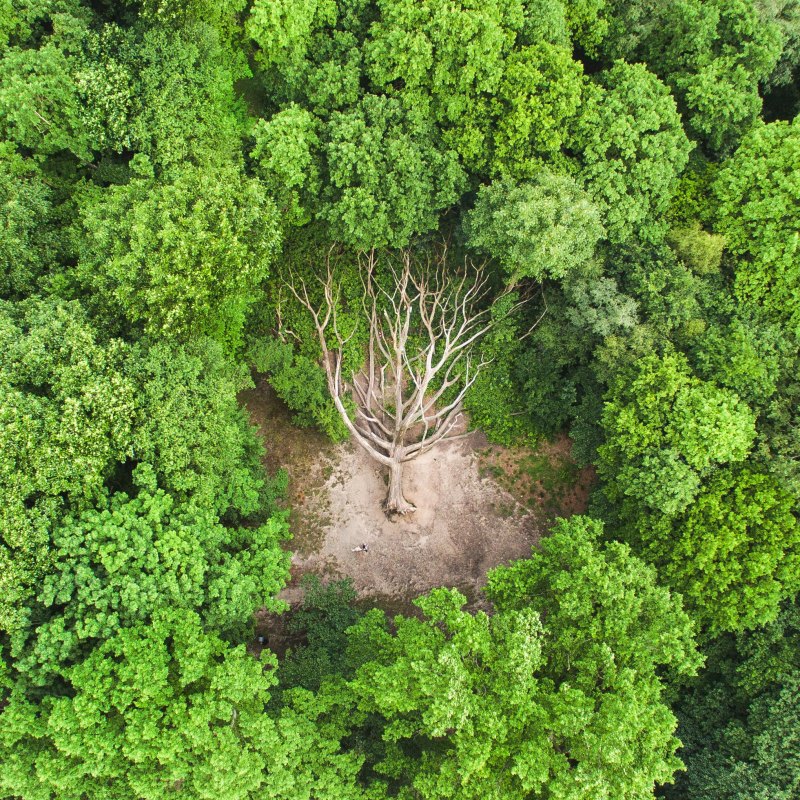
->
[0,0,799,797]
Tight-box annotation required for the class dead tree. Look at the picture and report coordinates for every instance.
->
[288,247,531,515]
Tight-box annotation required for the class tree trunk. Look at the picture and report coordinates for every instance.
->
[385,458,416,515]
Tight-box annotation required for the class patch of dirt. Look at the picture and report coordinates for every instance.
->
[241,379,591,614]
[281,434,539,613]
[477,436,596,523]
[239,376,338,555]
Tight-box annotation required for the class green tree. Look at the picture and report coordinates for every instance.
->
[363,0,524,170]
[0,144,57,297]
[587,0,783,152]
[668,600,800,800]
[563,0,609,55]
[569,61,693,245]
[643,0,782,153]
[489,42,584,177]
[319,94,465,249]
[463,171,605,282]
[330,516,699,799]
[712,120,800,333]
[0,608,363,800]
[250,104,321,226]
[73,161,281,351]
[597,351,756,515]
[0,298,135,635]
[125,339,270,518]
[246,0,336,75]
[125,21,250,171]
[16,489,288,679]
[756,0,800,90]
[628,467,800,634]
[0,21,91,160]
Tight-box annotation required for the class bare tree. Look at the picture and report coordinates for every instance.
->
[287,247,531,515]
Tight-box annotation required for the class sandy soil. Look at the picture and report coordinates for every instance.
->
[241,377,589,613]
[283,434,539,609]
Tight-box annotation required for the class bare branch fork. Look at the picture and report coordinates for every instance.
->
[286,246,538,515]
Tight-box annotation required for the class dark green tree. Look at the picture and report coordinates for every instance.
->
[568,61,693,244]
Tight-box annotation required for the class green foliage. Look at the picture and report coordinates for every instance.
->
[251,104,321,225]
[125,339,270,517]
[643,0,782,153]
[464,171,605,282]
[487,516,700,680]
[125,21,250,170]
[610,241,705,339]
[689,312,789,406]
[490,42,583,176]
[363,0,524,169]
[0,31,91,161]
[278,577,363,696]
[591,0,782,152]
[627,467,800,634]
[137,0,248,39]
[666,154,719,228]
[518,0,570,47]
[0,144,57,297]
[597,352,756,515]
[0,298,135,635]
[669,600,800,799]
[666,222,725,275]
[73,162,281,352]
[757,0,800,90]
[0,607,364,800]
[505,270,636,438]
[250,336,350,441]
[0,298,280,639]
[464,294,540,445]
[319,94,465,249]
[17,490,289,678]
[331,516,699,799]
[563,0,609,55]
[1,0,798,793]
[247,0,336,74]
[569,61,693,244]
[713,119,800,332]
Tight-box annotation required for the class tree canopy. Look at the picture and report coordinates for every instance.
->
[0,0,798,796]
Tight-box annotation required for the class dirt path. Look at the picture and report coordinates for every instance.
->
[241,377,592,612]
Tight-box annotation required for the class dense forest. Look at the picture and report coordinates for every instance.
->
[0,0,799,797]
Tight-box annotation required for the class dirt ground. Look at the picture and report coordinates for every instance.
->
[240,377,593,613]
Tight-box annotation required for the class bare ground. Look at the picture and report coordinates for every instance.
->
[241,377,593,614]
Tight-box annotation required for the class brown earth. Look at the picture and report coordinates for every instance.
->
[240,376,594,614]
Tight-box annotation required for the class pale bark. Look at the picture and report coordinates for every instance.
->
[286,245,534,514]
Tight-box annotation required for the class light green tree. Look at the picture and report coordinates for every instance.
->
[322,516,699,799]
[597,351,756,515]
[73,161,281,352]
[463,170,605,282]
[251,104,321,226]
[489,42,584,177]
[0,608,364,800]
[16,490,288,679]
[713,120,800,333]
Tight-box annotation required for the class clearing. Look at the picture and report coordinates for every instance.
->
[241,376,594,613]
